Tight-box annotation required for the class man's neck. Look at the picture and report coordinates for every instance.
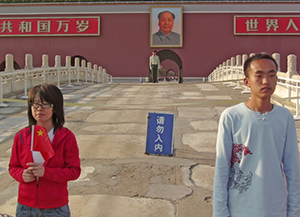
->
[245,98,273,114]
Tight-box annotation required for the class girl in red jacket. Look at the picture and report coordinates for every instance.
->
[9,83,81,217]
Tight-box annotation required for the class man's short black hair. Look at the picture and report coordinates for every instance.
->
[243,53,278,77]
[158,11,175,20]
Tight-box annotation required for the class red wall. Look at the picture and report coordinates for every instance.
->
[0,12,298,77]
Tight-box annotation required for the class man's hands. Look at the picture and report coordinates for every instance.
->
[22,163,45,183]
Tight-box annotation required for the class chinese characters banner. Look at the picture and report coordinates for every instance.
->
[234,15,300,35]
[0,16,100,37]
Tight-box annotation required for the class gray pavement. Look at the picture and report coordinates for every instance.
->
[0,82,299,217]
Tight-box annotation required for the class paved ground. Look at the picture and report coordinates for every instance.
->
[0,81,299,217]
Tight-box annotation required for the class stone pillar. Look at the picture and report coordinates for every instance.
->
[242,54,248,66]
[249,53,255,57]
[272,53,281,72]
[87,62,92,70]
[236,55,241,66]
[65,56,71,67]
[223,61,227,81]
[42,54,49,68]
[228,57,236,87]
[75,57,80,67]
[241,54,251,94]
[287,54,297,78]
[54,55,61,68]
[5,54,14,72]
[231,57,235,67]
[81,59,86,67]
[25,54,33,70]
[236,55,241,80]
[226,59,231,79]
[93,64,98,71]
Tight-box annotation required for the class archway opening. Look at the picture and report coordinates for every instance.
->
[71,55,89,67]
[0,61,21,72]
[157,49,183,83]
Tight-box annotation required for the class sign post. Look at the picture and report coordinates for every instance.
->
[145,112,174,156]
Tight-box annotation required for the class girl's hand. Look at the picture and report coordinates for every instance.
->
[22,168,35,183]
[26,162,45,178]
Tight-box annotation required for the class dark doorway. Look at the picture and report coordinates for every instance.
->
[71,55,89,67]
[0,61,21,72]
[157,49,183,83]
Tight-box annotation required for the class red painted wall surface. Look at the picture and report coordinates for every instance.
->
[0,12,298,77]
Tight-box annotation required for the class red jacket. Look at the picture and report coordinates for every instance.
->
[9,126,81,209]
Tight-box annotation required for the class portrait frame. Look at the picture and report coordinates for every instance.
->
[150,6,183,48]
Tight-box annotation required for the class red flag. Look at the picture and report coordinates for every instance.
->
[32,125,55,161]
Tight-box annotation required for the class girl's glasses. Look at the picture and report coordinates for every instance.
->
[31,102,52,109]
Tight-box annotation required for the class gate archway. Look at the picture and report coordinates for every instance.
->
[157,49,183,83]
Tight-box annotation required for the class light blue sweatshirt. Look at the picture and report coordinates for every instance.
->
[213,103,300,217]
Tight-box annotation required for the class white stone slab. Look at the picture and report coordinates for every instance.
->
[206,95,232,100]
[190,120,218,131]
[69,194,175,217]
[178,107,215,118]
[191,165,215,191]
[76,134,146,159]
[81,123,146,134]
[195,83,219,91]
[85,110,149,123]
[182,132,217,152]
[146,184,192,201]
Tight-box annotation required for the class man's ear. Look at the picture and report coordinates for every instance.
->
[244,77,250,87]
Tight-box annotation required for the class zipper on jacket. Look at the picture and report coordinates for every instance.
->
[35,178,39,208]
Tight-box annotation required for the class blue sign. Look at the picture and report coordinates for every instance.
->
[145,112,174,156]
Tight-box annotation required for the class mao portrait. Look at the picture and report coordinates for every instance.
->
[150,6,183,47]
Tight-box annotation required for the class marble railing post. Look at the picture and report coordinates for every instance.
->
[75,57,81,84]
[241,54,251,94]
[5,54,14,72]
[54,55,61,86]
[242,54,248,67]
[224,59,230,85]
[219,63,222,81]
[228,57,236,87]
[55,55,61,68]
[65,56,73,87]
[98,66,103,83]
[236,55,242,79]
[287,54,297,78]
[75,57,80,67]
[234,55,243,90]
[223,62,227,83]
[93,64,98,83]
[287,54,297,100]
[103,68,107,83]
[65,56,71,67]
[249,53,255,58]
[5,54,15,92]
[42,54,49,68]
[24,54,33,96]
[272,53,280,72]
[25,54,33,70]
[41,54,49,83]
[81,60,87,83]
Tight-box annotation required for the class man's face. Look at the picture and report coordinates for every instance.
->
[158,12,174,35]
[244,59,278,100]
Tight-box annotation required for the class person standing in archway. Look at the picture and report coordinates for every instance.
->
[149,50,160,83]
